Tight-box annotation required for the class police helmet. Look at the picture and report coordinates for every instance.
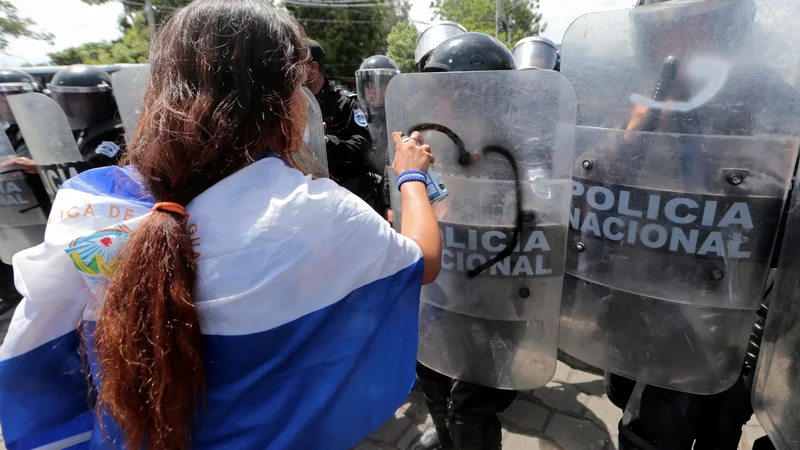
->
[415,21,467,71]
[423,32,516,73]
[0,69,38,125]
[359,55,399,71]
[356,55,399,113]
[512,36,559,70]
[49,65,117,130]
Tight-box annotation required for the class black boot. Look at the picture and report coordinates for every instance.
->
[409,363,455,450]
[405,424,451,450]
[448,415,502,450]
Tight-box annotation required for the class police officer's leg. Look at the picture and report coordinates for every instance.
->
[448,380,515,450]
[692,370,754,450]
[411,361,455,450]
[0,262,21,315]
[618,384,700,450]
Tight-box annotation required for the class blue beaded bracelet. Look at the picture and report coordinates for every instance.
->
[397,173,427,191]
[398,170,426,179]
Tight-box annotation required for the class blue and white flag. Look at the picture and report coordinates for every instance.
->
[0,157,423,449]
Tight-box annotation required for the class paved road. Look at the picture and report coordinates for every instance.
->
[357,360,767,450]
[0,307,767,450]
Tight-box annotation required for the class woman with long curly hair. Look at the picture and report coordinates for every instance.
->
[0,1,440,448]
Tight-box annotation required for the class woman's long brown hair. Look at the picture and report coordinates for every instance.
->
[91,1,308,449]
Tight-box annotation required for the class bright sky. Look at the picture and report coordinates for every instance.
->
[1,0,634,68]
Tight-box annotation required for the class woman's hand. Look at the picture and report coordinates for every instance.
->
[1,157,39,174]
[392,131,434,175]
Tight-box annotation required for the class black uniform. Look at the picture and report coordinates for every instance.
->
[315,79,381,210]
[355,55,400,218]
[74,119,125,170]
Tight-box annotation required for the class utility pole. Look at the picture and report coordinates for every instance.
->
[145,0,157,39]
[495,0,501,38]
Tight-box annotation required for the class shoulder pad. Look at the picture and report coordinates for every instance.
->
[342,90,358,99]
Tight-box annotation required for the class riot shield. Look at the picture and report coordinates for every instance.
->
[558,0,800,394]
[296,87,328,178]
[356,69,398,173]
[0,132,46,264]
[111,65,148,147]
[415,21,467,67]
[752,174,800,448]
[386,70,576,389]
[8,93,87,201]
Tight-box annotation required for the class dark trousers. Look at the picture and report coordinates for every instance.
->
[0,262,22,315]
[610,372,754,450]
[416,362,516,450]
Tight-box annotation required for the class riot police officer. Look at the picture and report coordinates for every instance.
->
[304,40,380,210]
[3,65,125,178]
[405,33,521,450]
[356,55,400,221]
[556,0,800,448]
[52,65,125,166]
[0,69,49,315]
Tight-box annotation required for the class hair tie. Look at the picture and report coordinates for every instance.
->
[152,202,186,216]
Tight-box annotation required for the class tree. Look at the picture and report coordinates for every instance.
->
[81,0,189,38]
[386,20,417,73]
[0,0,53,51]
[429,0,545,48]
[52,1,190,65]
[48,42,113,65]
[284,0,407,78]
[98,15,150,63]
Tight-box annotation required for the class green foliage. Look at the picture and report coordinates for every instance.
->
[51,1,189,65]
[48,41,112,65]
[48,15,149,65]
[386,20,418,73]
[0,0,53,51]
[285,0,408,78]
[429,0,545,47]
[99,21,150,63]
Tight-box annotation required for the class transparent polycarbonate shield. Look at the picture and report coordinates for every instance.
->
[558,0,800,394]
[0,132,46,264]
[8,93,87,200]
[512,37,558,70]
[753,173,800,449]
[296,87,328,178]
[385,70,576,389]
[356,69,398,173]
[111,65,148,146]
[415,21,467,64]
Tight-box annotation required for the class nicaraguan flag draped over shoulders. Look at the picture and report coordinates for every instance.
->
[0,157,423,449]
